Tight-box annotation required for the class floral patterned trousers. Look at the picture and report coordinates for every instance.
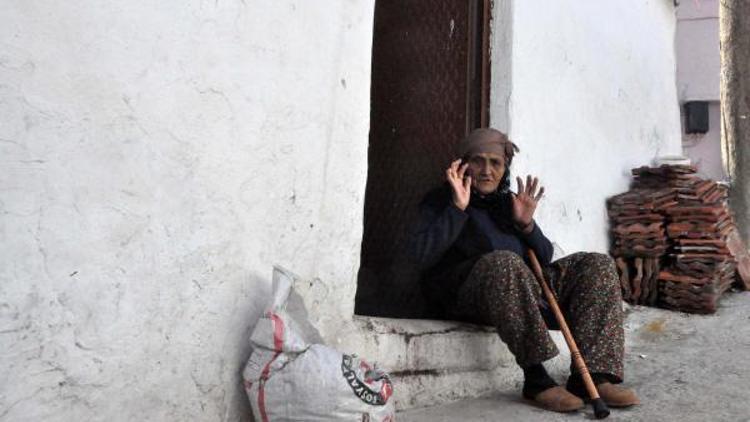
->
[449,250,624,381]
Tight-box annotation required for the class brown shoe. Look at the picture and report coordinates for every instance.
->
[597,382,640,408]
[529,386,585,413]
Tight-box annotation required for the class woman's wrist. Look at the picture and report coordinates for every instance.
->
[515,219,535,234]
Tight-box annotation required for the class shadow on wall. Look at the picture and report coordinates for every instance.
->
[234,271,274,422]
[234,270,326,422]
[237,269,327,421]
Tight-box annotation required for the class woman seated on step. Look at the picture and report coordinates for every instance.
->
[410,128,639,413]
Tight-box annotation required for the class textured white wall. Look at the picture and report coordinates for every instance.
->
[0,1,373,421]
[677,0,719,19]
[675,0,723,179]
[492,0,683,255]
[676,0,720,101]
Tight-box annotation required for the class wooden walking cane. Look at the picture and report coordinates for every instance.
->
[527,249,610,419]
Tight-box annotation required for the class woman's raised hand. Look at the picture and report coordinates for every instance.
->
[512,174,545,230]
[446,159,471,211]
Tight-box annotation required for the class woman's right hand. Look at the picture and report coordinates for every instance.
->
[446,159,471,211]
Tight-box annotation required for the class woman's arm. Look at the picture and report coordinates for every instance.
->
[409,192,469,271]
[517,220,554,266]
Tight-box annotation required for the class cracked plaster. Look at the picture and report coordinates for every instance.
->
[0,0,686,419]
[0,1,373,421]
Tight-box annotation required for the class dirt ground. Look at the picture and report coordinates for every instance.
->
[400,290,750,422]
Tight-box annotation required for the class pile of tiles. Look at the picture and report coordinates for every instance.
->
[661,196,736,313]
[607,189,673,305]
[607,164,747,314]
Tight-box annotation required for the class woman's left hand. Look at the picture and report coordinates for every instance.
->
[512,175,545,232]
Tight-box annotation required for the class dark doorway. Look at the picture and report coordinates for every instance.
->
[355,0,491,318]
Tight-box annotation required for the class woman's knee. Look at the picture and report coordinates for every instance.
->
[584,252,616,268]
[574,252,619,288]
[476,250,537,290]
[478,250,526,269]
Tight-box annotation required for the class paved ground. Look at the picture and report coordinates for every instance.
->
[400,291,750,422]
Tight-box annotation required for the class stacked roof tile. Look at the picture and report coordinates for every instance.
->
[607,164,748,313]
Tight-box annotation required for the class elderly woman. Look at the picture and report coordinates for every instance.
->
[410,128,639,413]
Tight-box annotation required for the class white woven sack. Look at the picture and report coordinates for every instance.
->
[243,266,395,421]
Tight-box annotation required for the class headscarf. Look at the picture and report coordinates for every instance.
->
[456,128,520,167]
[458,128,520,231]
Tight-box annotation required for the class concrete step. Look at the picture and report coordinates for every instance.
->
[393,368,517,410]
[342,316,571,411]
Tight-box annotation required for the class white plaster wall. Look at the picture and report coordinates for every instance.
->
[493,0,683,254]
[0,1,374,421]
[677,0,719,20]
[676,0,720,101]
[675,0,723,180]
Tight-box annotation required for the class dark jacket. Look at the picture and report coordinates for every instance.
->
[409,185,554,312]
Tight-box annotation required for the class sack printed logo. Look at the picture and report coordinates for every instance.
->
[341,355,393,406]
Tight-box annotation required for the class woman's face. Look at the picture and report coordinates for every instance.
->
[466,152,506,195]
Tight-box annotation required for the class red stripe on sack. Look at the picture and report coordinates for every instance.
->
[257,312,285,422]
[258,351,281,422]
[269,312,284,352]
